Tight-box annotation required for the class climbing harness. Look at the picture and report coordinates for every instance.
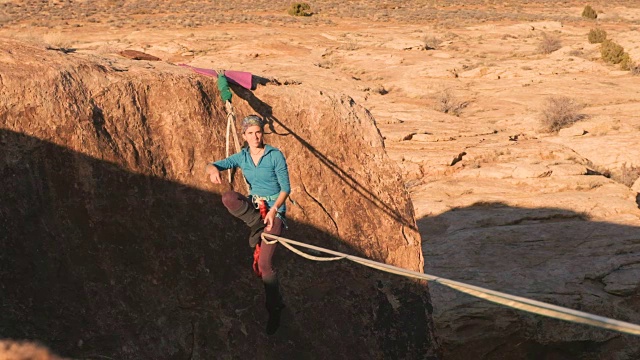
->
[251,194,288,227]
[261,233,640,336]
[252,193,280,203]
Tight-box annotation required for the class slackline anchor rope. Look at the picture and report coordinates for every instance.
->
[261,233,640,336]
[223,100,249,192]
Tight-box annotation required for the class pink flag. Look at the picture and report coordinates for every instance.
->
[178,64,253,90]
[223,70,253,90]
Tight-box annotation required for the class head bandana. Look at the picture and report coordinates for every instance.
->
[241,115,264,133]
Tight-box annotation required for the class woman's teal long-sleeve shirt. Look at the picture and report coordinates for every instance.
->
[213,145,291,198]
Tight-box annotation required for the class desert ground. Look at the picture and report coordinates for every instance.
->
[1,0,640,359]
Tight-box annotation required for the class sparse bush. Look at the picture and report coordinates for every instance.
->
[588,28,607,43]
[42,32,74,51]
[568,49,584,57]
[442,32,459,41]
[613,163,640,187]
[586,160,611,178]
[620,53,633,71]
[288,2,311,17]
[582,5,598,19]
[315,58,333,69]
[631,63,640,75]
[436,89,469,117]
[371,84,388,95]
[0,15,11,26]
[540,96,586,132]
[600,39,626,64]
[537,33,562,54]
[423,35,441,50]
[341,39,359,51]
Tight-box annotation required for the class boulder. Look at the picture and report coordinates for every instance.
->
[0,39,438,359]
[408,137,640,359]
[119,49,161,61]
[421,203,640,360]
[547,134,640,171]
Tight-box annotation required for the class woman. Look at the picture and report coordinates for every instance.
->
[206,114,290,335]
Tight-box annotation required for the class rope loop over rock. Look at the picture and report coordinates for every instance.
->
[222,99,249,192]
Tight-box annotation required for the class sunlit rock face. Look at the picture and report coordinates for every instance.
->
[0,38,438,360]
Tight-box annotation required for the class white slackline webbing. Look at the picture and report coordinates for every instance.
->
[261,233,640,336]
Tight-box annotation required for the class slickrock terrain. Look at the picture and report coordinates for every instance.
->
[0,38,437,359]
[2,0,640,359]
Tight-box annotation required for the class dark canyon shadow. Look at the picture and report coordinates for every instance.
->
[0,129,435,360]
[418,202,640,360]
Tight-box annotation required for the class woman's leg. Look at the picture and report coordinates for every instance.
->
[221,191,264,247]
[260,216,285,335]
[221,190,248,212]
[258,217,282,282]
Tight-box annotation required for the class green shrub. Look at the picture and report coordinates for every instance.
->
[600,40,626,64]
[582,5,597,19]
[540,96,586,133]
[288,2,311,16]
[588,28,607,43]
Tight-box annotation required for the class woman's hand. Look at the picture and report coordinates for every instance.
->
[206,164,222,184]
[264,208,277,232]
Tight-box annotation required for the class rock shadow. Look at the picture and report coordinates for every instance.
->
[417,202,640,360]
[0,130,437,360]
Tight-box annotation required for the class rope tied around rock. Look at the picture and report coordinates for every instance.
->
[223,99,249,192]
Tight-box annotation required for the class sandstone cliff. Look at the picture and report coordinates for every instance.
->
[385,124,640,359]
[0,38,439,359]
